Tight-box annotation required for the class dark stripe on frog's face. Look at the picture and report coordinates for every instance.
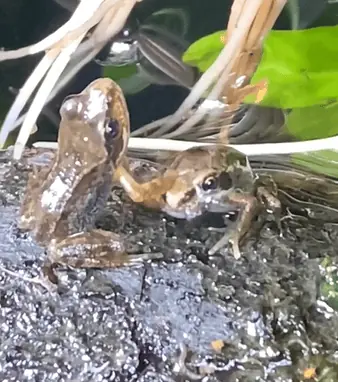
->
[218,171,233,191]
[176,187,197,208]
[169,170,234,209]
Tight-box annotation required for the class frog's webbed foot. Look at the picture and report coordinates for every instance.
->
[47,229,162,271]
[0,264,58,293]
[208,193,257,259]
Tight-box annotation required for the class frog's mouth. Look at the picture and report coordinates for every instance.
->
[196,188,241,214]
[161,204,203,221]
[162,199,239,220]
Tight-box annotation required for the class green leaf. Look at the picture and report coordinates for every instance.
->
[182,31,224,72]
[182,26,338,109]
[103,64,138,81]
[286,102,338,177]
[117,74,152,95]
[292,150,338,178]
[286,102,338,140]
[103,64,152,95]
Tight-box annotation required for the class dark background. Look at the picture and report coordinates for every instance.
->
[0,0,334,143]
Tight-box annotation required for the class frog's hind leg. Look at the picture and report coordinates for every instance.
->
[47,229,162,270]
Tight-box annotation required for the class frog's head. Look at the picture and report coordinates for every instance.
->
[59,78,129,169]
[162,168,238,220]
[162,150,255,220]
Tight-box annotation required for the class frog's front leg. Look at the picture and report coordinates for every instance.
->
[114,165,178,208]
[208,192,258,259]
[47,229,162,271]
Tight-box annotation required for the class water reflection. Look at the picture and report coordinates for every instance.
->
[96,8,197,91]
[250,151,338,222]
[126,147,338,228]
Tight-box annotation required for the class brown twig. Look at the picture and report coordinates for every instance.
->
[217,0,286,143]
[221,0,287,108]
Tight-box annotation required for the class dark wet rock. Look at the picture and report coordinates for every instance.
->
[0,147,338,381]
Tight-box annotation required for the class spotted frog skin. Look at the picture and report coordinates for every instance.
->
[158,145,281,258]
[19,78,159,271]
[119,145,281,259]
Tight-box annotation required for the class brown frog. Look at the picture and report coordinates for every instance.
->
[19,78,160,271]
[117,145,281,259]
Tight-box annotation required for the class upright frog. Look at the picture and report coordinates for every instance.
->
[19,78,159,270]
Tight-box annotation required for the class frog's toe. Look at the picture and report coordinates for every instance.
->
[229,236,241,259]
[42,261,59,285]
[208,231,242,259]
[128,252,163,264]
[47,230,163,270]
[208,231,230,256]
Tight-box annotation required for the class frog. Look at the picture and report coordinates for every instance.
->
[118,145,281,259]
[19,76,280,269]
[19,78,161,272]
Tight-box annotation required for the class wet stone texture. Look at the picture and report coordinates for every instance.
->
[0,148,338,382]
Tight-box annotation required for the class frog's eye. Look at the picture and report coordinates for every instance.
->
[201,175,219,191]
[106,119,120,138]
[201,172,233,192]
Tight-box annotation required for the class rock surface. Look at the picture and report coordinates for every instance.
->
[0,147,338,382]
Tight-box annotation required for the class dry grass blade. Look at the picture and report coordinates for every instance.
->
[135,0,286,144]
[0,0,138,159]
[210,0,286,143]
[5,0,329,160]
[149,0,266,138]
[220,0,286,107]
[127,0,338,157]
[0,0,105,62]
[34,135,338,156]
[0,53,58,147]
[12,34,86,159]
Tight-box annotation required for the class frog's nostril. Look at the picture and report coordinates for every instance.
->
[60,96,83,120]
[177,188,196,207]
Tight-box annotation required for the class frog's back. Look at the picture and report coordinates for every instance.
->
[165,144,248,173]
